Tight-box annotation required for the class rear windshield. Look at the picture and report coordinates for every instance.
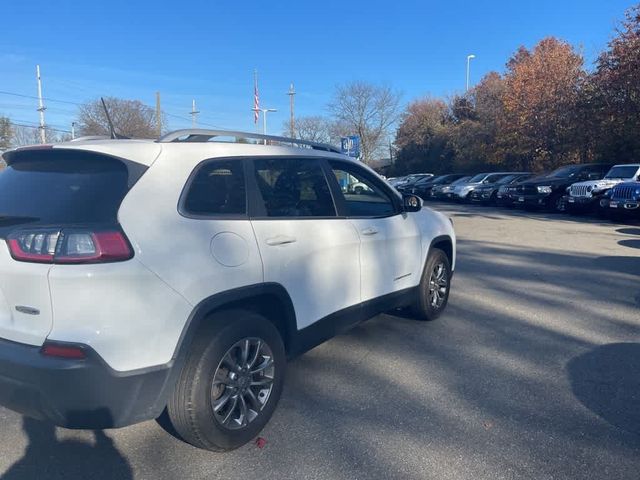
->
[0,149,135,226]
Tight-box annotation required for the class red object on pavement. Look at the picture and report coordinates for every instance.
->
[255,437,267,449]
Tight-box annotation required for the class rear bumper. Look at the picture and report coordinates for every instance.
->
[0,338,172,428]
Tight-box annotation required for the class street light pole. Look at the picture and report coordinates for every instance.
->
[466,54,476,92]
[261,108,277,143]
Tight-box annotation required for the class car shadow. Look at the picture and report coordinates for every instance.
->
[567,343,640,437]
[617,228,640,236]
[618,239,640,250]
[0,417,132,480]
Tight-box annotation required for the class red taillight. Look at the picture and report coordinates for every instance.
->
[6,228,133,264]
[41,342,87,359]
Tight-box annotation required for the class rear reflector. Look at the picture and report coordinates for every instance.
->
[40,343,87,359]
[7,228,133,264]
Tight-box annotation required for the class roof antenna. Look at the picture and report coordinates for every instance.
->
[100,97,129,139]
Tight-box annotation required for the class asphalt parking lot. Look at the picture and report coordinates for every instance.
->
[0,203,638,480]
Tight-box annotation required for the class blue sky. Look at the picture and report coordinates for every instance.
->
[0,0,635,136]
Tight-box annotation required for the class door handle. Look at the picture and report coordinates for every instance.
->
[361,227,379,236]
[265,235,297,246]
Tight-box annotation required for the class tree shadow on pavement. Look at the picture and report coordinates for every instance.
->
[1,417,132,480]
[567,343,640,436]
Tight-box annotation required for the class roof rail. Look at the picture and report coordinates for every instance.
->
[69,135,111,142]
[157,129,342,154]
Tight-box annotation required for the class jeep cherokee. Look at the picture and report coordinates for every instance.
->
[0,129,456,451]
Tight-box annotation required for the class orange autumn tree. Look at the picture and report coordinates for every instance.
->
[499,38,586,172]
[587,4,640,162]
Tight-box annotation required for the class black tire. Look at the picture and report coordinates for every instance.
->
[167,310,285,451]
[550,194,565,212]
[411,248,452,321]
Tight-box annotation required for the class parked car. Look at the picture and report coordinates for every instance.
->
[387,176,405,186]
[514,163,614,211]
[412,174,468,199]
[469,173,534,205]
[600,181,640,219]
[451,172,520,202]
[563,163,640,213]
[496,175,541,207]
[394,173,434,192]
[0,129,456,452]
[431,176,472,200]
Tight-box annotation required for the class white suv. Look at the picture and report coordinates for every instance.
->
[0,130,456,451]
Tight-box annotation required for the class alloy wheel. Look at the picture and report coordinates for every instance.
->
[428,262,449,309]
[210,337,275,430]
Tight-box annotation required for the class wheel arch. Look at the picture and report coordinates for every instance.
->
[429,235,454,271]
[173,283,298,362]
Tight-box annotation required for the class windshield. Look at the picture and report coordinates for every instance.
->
[605,166,638,179]
[495,174,519,184]
[468,174,487,183]
[432,175,455,185]
[484,174,511,183]
[452,176,471,185]
[415,176,439,186]
[547,165,582,178]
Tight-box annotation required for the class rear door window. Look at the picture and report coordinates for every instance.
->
[182,160,246,216]
[0,149,136,226]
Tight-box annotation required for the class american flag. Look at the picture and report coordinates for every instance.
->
[253,70,260,124]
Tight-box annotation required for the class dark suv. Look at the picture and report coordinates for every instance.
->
[514,164,614,211]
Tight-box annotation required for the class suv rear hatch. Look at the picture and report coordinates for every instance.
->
[0,147,146,346]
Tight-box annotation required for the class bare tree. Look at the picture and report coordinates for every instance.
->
[11,125,40,147]
[0,116,12,151]
[284,116,332,144]
[9,124,69,147]
[77,97,161,138]
[328,82,401,164]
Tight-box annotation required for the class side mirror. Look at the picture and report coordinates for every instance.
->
[403,194,422,212]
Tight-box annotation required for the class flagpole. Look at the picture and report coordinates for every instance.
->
[253,69,260,133]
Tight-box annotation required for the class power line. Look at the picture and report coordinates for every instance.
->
[0,89,225,129]
[0,89,81,106]
[8,121,71,134]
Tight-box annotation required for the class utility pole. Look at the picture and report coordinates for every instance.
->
[156,91,162,137]
[36,65,46,144]
[287,83,295,138]
[190,99,200,128]
[71,122,76,140]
